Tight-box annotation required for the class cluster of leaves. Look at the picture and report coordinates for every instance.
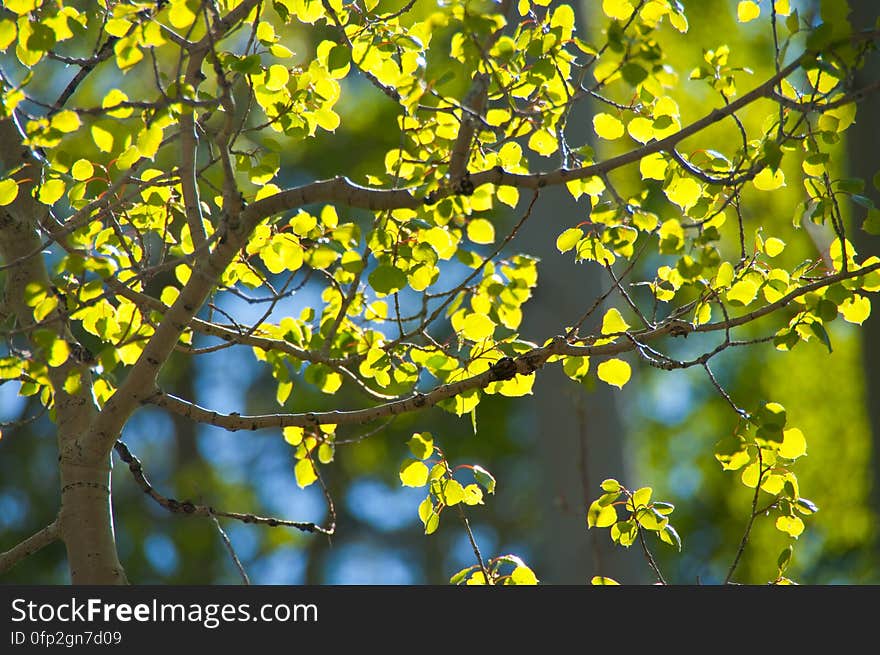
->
[587,480,680,553]
[399,432,493,533]
[397,431,537,584]
[0,0,878,585]
[715,401,818,547]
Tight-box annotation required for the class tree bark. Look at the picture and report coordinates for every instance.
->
[0,117,127,584]
[517,0,637,585]
[847,0,880,540]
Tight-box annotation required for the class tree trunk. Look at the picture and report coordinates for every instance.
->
[847,0,880,541]
[0,117,127,584]
[517,0,638,585]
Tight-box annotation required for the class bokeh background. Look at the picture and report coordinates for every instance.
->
[2,0,879,584]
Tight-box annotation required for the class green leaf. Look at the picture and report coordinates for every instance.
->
[658,524,682,551]
[587,499,618,528]
[327,44,350,72]
[407,432,433,460]
[509,565,538,585]
[777,545,793,572]
[369,264,407,295]
[450,566,475,584]
[473,465,496,494]
[755,401,787,431]
[442,479,465,506]
[810,321,833,353]
[424,511,440,535]
[399,459,429,487]
[556,228,584,253]
[600,478,621,493]
[591,576,620,585]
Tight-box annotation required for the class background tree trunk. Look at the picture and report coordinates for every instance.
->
[0,118,126,583]
[847,0,880,542]
[518,0,642,585]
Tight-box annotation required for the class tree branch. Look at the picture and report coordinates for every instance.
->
[0,519,60,574]
[113,440,331,534]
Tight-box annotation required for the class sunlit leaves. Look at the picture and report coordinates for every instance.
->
[726,279,758,306]
[776,515,804,538]
[593,113,625,140]
[467,218,495,244]
[665,177,702,210]
[408,432,434,460]
[737,1,760,23]
[556,228,583,253]
[294,458,318,488]
[601,308,630,334]
[400,459,430,487]
[597,358,631,388]
[591,576,620,585]
[753,168,786,191]
[603,0,634,21]
[588,482,680,552]
[587,501,618,528]
[0,179,19,206]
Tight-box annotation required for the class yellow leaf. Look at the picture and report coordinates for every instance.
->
[764,237,785,257]
[597,358,631,389]
[137,124,163,159]
[601,308,630,334]
[627,117,655,143]
[727,279,758,306]
[753,168,785,191]
[737,1,760,22]
[169,0,197,29]
[462,313,495,341]
[71,159,94,181]
[593,112,625,140]
[528,129,557,156]
[665,177,702,210]
[0,179,19,206]
[51,110,80,133]
[102,89,132,118]
[591,576,620,585]
[497,185,519,208]
[840,295,871,324]
[775,515,804,538]
[91,124,114,153]
[602,0,634,21]
[399,459,429,487]
[510,565,538,585]
[779,428,807,460]
[587,500,618,528]
[38,179,65,205]
[640,152,668,180]
[48,339,70,367]
[294,458,318,488]
[284,426,305,446]
[467,218,495,244]
[775,0,791,16]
